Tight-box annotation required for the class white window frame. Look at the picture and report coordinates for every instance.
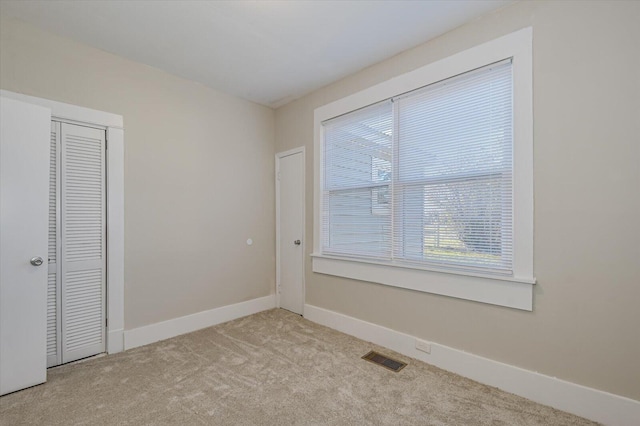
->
[0,89,125,352]
[312,28,534,310]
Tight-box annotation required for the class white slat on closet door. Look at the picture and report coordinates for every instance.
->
[61,123,106,364]
[47,121,61,368]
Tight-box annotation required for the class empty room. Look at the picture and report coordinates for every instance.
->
[0,0,638,425]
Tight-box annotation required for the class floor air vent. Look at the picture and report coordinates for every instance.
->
[362,351,407,372]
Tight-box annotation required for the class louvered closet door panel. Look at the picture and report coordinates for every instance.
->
[47,122,61,368]
[61,123,106,363]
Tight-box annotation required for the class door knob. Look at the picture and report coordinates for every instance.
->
[294,240,301,246]
[30,257,44,267]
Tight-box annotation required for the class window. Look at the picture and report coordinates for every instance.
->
[323,60,513,275]
[313,28,534,310]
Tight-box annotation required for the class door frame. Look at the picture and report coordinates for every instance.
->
[275,146,305,315]
[1,90,125,355]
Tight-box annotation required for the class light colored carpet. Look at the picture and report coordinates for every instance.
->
[0,309,597,425]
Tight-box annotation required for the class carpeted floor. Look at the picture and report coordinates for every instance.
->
[0,309,598,425]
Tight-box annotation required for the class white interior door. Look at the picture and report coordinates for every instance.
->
[46,122,106,367]
[277,149,304,315]
[60,123,106,364]
[0,96,51,395]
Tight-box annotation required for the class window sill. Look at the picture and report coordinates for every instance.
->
[311,253,535,311]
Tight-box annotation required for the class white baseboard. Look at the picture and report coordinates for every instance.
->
[107,328,124,354]
[124,295,276,350]
[304,304,640,426]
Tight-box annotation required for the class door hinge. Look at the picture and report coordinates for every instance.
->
[105,317,108,328]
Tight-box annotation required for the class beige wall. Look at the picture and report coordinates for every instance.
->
[1,17,276,330]
[275,0,640,400]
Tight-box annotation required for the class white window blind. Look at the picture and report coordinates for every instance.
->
[322,101,393,259]
[322,60,513,275]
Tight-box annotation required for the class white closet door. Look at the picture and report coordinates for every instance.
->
[61,123,106,363]
[47,122,62,367]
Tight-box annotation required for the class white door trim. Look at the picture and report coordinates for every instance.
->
[275,146,305,314]
[0,90,125,355]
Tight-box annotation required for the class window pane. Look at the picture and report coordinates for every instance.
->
[396,177,512,270]
[324,187,391,258]
[394,61,513,273]
[324,102,392,190]
[322,101,393,258]
[397,61,512,182]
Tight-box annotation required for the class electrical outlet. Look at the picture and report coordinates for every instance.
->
[415,339,431,354]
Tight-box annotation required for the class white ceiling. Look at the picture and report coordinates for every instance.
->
[0,0,511,108]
